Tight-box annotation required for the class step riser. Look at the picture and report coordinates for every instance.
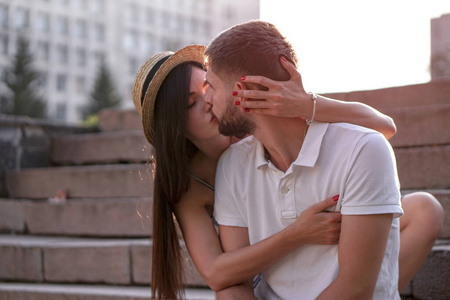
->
[1,190,448,239]
[395,146,450,190]
[6,165,154,199]
[0,238,205,287]
[25,199,152,237]
[388,105,450,147]
[98,109,141,132]
[51,131,152,165]
[324,79,450,110]
[402,245,450,300]
[0,284,214,300]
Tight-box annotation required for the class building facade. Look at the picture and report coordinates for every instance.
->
[0,0,259,123]
[431,13,450,79]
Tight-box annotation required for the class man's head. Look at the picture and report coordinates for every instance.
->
[204,20,297,137]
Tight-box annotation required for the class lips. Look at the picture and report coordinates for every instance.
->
[209,109,218,123]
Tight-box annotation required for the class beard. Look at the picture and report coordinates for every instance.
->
[217,97,255,138]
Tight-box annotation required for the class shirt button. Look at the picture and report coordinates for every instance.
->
[281,186,289,194]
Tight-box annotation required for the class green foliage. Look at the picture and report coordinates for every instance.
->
[83,59,121,118]
[0,36,46,118]
[80,114,99,128]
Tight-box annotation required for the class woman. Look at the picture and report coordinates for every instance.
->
[132,45,443,299]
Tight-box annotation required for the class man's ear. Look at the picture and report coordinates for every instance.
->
[233,81,247,101]
[233,81,248,112]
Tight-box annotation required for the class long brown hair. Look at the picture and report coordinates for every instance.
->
[151,62,201,299]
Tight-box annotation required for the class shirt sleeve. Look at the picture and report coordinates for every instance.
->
[213,152,247,227]
[341,132,403,218]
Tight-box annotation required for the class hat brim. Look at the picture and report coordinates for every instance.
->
[132,45,206,145]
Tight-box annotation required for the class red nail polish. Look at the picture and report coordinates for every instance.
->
[232,91,238,96]
[281,56,287,62]
[241,76,246,81]
[245,108,250,112]
[332,195,339,202]
[234,101,240,106]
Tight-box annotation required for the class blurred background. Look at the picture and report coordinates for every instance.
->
[0,0,448,124]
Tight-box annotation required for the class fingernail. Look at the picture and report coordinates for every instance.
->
[241,76,246,81]
[281,56,287,62]
[332,195,339,202]
[234,101,240,106]
[245,108,250,112]
[232,91,238,96]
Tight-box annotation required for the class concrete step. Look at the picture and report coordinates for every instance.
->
[324,78,450,110]
[6,164,153,199]
[0,198,152,237]
[394,145,450,190]
[0,235,205,287]
[98,109,142,132]
[51,131,151,165]
[401,241,450,300]
[388,104,450,147]
[0,283,214,300]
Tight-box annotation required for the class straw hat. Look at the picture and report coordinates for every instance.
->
[132,45,206,145]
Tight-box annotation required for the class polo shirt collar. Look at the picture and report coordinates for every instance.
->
[255,121,329,169]
[294,121,329,167]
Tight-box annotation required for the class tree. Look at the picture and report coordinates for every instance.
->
[83,59,121,118]
[0,36,46,118]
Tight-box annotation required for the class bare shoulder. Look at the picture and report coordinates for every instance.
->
[176,175,214,212]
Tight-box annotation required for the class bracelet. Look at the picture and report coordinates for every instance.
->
[306,92,317,125]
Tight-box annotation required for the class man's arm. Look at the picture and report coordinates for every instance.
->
[317,213,393,300]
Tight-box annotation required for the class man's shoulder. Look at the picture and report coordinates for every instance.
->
[326,122,386,144]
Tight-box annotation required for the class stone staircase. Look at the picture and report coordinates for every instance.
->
[0,78,449,299]
[0,109,213,299]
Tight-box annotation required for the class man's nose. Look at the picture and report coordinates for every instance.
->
[204,88,213,105]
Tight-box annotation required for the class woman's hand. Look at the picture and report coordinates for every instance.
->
[285,196,342,245]
[232,56,314,118]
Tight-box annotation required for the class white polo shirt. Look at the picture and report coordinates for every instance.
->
[214,121,403,300]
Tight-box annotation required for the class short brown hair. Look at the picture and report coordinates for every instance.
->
[205,20,298,81]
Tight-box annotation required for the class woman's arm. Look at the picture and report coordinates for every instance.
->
[174,186,340,292]
[232,57,396,140]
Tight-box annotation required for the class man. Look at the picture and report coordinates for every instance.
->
[204,20,403,299]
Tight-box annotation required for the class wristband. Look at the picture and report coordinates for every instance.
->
[306,92,317,125]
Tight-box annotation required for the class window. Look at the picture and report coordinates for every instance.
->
[0,4,8,29]
[56,0,70,5]
[37,72,47,88]
[74,0,87,10]
[36,12,50,33]
[0,34,8,55]
[129,57,138,75]
[37,41,49,61]
[91,0,104,14]
[94,51,104,66]
[56,16,69,35]
[74,19,87,39]
[127,3,139,23]
[15,7,30,30]
[56,45,68,64]
[0,66,7,82]
[124,30,138,49]
[56,74,67,91]
[55,102,67,120]
[76,48,86,66]
[75,76,86,94]
[93,23,104,42]
[141,33,152,53]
